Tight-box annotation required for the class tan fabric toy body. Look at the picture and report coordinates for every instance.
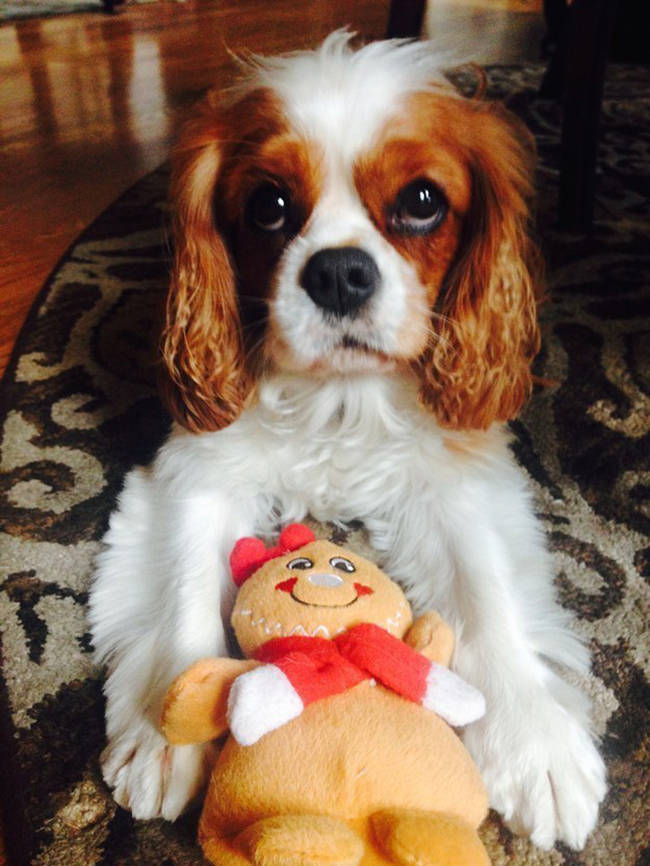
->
[161,525,490,866]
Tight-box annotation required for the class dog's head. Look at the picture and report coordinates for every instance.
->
[160,31,541,433]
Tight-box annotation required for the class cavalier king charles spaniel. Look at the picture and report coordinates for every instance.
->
[90,32,605,850]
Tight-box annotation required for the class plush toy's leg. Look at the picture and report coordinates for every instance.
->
[237,814,364,866]
[370,810,490,866]
[201,834,251,866]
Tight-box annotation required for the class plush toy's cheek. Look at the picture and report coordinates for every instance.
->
[276,577,298,594]
[354,583,374,596]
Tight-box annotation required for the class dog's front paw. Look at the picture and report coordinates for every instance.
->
[101,720,214,820]
[465,701,606,850]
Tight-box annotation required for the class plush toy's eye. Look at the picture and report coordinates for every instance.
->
[287,557,313,570]
[329,556,356,573]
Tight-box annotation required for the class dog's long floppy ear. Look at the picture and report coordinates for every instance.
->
[159,94,253,433]
[416,103,542,430]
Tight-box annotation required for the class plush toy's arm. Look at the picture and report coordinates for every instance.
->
[404,611,455,666]
[161,657,258,745]
[337,623,485,728]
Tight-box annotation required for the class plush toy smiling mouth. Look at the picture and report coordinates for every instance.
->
[275,574,375,608]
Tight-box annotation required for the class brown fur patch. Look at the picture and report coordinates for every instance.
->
[159,88,323,431]
[357,91,541,430]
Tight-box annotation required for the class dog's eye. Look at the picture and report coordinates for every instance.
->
[247,183,291,232]
[389,179,448,235]
[287,557,313,570]
[329,556,356,573]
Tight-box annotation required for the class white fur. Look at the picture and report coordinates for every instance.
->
[240,30,457,155]
[89,33,606,850]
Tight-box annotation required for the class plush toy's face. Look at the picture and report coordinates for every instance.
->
[232,540,413,657]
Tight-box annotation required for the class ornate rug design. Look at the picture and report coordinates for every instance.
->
[1,64,648,865]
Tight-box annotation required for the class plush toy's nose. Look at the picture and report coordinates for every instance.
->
[308,572,345,588]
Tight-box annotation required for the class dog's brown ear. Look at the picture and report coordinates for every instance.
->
[416,103,542,430]
[159,94,253,433]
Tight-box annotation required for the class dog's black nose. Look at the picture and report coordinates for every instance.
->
[300,247,379,317]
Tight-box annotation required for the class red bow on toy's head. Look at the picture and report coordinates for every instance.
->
[230,524,316,586]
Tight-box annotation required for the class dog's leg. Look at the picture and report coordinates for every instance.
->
[452,534,606,851]
[373,474,606,851]
[90,463,259,819]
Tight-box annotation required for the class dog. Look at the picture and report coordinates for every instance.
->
[89,31,606,850]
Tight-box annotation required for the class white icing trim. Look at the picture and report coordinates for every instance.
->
[234,606,406,640]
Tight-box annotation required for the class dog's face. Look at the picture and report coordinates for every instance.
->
[161,33,540,433]
[228,89,468,379]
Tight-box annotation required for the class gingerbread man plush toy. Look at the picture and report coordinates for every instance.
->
[161,524,491,866]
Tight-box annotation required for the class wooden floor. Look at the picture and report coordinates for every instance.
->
[0,0,543,380]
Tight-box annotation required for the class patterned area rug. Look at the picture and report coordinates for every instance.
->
[1,63,649,865]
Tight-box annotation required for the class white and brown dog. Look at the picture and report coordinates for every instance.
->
[90,32,606,850]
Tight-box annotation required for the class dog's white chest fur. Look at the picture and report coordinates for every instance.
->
[163,375,452,527]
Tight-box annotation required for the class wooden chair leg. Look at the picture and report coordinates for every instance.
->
[558,0,618,231]
[386,0,427,38]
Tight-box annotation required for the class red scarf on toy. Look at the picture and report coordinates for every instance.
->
[228,623,485,746]
[253,624,433,707]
